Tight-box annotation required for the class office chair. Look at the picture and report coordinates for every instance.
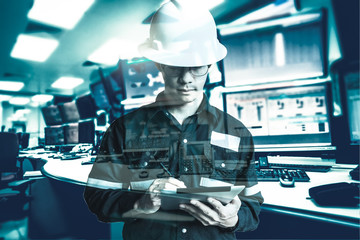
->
[0,132,33,222]
[16,132,30,149]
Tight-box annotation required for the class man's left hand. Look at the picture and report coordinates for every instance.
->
[179,196,241,228]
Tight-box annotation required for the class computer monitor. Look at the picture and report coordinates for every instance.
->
[58,101,80,123]
[344,71,360,145]
[78,120,95,145]
[223,83,333,151]
[75,94,98,120]
[45,126,65,145]
[101,67,125,109]
[120,58,164,101]
[219,10,327,87]
[41,105,63,126]
[90,81,111,110]
[63,124,79,145]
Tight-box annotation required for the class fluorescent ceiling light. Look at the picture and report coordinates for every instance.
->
[9,97,31,106]
[0,81,24,91]
[230,0,297,25]
[0,95,12,101]
[30,102,40,107]
[15,109,31,116]
[28,0,95,30]
[220,13,321,36]
[51,77,84,89]
[31,94,54,102]
[88,38,142,65]
[11,34,59,62]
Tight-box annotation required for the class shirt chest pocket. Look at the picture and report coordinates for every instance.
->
[211,146,240,182]
[179,141,214,175]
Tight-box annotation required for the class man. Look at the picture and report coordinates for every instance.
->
[84,1,263,239]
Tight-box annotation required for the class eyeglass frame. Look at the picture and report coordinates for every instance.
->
[159,64,212,77]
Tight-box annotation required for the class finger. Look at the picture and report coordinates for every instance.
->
[153,198,161,206]
[164,182,179,190]
[207,197,224,213]
[166,177,186,188]
[190,200,217,220]
[148,179,161,192]
[228,196,242,210]
[179,204,213,226]
[213,196,240,219]
[151,178,185,190]
[207,198,232,219]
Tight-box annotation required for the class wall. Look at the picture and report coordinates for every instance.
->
[1,101,46,148]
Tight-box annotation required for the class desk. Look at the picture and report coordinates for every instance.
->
[259,167,359,226]
[22,154,111,239]
[41,158,92,186]
[34,154,360,239]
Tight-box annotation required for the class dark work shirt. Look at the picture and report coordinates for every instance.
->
[84,93,263,240]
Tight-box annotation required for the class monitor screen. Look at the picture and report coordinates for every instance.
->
[224,83,333,150]
[63,124,79,144]
[121,59,164,100]
[90,81,111,110]
[58,101,80,123]
[344,72,360,145]
[75,94,98,120]
[219,11,326,87]
[79,120,95,144]
[41,105,63,126]
[45,126,64,145]
[102,68,125,109]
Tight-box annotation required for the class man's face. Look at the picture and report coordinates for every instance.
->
[157,64,209,105]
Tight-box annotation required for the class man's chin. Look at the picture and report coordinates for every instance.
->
[166,97,196,106]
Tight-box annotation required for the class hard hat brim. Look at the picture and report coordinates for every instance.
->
[138,41,227,67]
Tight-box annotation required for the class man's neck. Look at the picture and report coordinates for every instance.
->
[167,95,203,125]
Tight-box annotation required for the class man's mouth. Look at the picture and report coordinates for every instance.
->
[177,88,195,92]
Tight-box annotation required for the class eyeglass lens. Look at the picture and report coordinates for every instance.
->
[163,65,209,77]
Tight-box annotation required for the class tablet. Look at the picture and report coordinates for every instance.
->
[160,185,245,210]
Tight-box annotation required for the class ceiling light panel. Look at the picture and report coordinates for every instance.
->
[31,94,54,102]
[51,77,84,89]
[28,0,95,30]
[88,38,142,65]
[9,97,31,106]
[0,95,12,101]
[0,81,24,91]
[11,34,59,62]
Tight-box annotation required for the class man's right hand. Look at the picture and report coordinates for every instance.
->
[134,177,186,214]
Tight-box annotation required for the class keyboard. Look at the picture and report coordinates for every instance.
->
[269,164,331,172]
[256,168,310,182]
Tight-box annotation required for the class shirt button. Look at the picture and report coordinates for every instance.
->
[183,139,188,143]
[221,162,226,168]
[182,228,187,234]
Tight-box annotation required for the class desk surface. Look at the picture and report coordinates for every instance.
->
[29,153,359,226]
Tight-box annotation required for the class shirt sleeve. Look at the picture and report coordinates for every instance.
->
[224,132,264,233]
[83,119,143,222]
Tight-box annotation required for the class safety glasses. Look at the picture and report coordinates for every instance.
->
[161,65,211,77]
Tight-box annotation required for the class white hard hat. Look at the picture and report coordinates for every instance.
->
[138,0,227,67]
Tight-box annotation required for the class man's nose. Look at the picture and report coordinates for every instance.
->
[179,68,193,84]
